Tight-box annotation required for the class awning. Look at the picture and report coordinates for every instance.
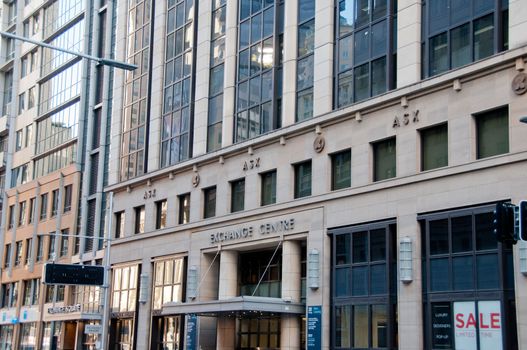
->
[162,296,305,317]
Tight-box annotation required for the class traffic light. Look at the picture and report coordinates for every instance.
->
[492,202,517,244]
[519,200,527,241]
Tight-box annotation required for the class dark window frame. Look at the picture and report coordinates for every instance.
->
[372,137,396,182]
[294,160,312,199]
[230,178,245,213]
[420,122,448,171]
[134,205,145,234]
[155,199,168,229]
[178,193,191,224]
[331,149,352,190]
[260,169,277,206]
[203,186,217,219]
[475,105,509,159]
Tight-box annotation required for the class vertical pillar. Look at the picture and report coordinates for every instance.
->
[222,0,239,147]
[281,0,298,127]
[313,0,334,117]
[216,250,238,350]
[509,0,527,49]
[396,0,422,87]
[397,214,424,350]
[135,260,152,349]
[281,240,302,349]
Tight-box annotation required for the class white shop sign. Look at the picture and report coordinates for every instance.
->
[454,300,502,350]
[85,324,102,335]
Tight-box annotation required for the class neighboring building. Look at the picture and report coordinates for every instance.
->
[105,0,527,349]
[0,0,114,348]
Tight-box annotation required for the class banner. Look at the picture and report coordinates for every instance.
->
[454,301,477,350]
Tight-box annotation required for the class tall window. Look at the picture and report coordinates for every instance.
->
[18,201,26,226]
[178,193,190,224]
[476,106,509,159]
[152,258,185,310]
[111,265,139,313]
[235,0,284,142]
[51,189,59,217]
[419,205,517,349]
[4,244,11,268]
[331,221,398,349]
[121,0,153,180]
[155,200,168,229]
[261,170,277,206]
[20,323,37,350]
[296,0,315,121]
[231,178,245,212]
[0,325,13,349]
[372,137,396,181]
[115,211,125,238]
[22,279,40,306]
[40,193,48,220]
[423,0,508,77]
[25,238,33,265]
[336,0,395,107]
[14,241,23,266]
[48,234,56,260]
[8,204,14,229]
[63,185,72,212]
[36,236,44,262]
[294,161,312,198]
[45,285,65,303]
[1,282,18,308]
[332,150,351,190]
[421,123,448,171]
[203,186,217,219]
[160,0,196,168]
[207,0,226,152]
[2,69,13,116]
[60,229,69,257]
[134,206,145,234]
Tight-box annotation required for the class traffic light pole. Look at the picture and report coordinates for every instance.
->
[101,192,113,350]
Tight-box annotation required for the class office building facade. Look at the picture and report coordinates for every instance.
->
[0,0,115,348]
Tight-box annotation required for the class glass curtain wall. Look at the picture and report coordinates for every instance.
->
[296,0,315,121]
[121,0,153,180]
[235,0,284,142]
[335,0,395,107]
[160,0,196,168]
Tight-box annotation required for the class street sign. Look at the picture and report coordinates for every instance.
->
[43,263,104,286]
[85,324,103,335]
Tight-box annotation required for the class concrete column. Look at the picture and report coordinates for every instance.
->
[509,0,527,49]
[192,0,213,157]
[281,240,302,349]
[313,0,334,117]
[217,250,238,350]
[396,0,422,88]
[282,0,298,127]
[222,0,239,147]
[397,213,424,350]
[135,260,152,350]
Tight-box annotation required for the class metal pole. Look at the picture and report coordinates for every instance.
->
[100,192,113,350]
[0,31,137,71]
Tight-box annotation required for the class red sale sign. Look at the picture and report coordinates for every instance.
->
[453,301,502,350]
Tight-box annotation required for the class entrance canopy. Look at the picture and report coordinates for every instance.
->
[162,296,305,317]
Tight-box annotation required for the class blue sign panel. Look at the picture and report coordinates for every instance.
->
[185,314,198,350]
[307,305,322,349]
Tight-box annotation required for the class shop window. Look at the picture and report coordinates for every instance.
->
[111,265,139,313]
[240,250,281,298]
[421,123,448,171]
[231,178,245,213]
[238,317,281,349]
[294,161,312,198]
[155,200,168,229]
[19,322,37,350]
[260,170,277,206]
[372,137,396,181]
[178,193,190,224]
[115,211,125,238]
[203,186,217,219]
[152,316,183,350]
[152,258,185,310]
[330,221,398,349]
[41,321,62,350]
[420,204,517,349]
[0,326,13,349]
[134,205,145,234]
[331,150,351,190]
[476,106,509,159]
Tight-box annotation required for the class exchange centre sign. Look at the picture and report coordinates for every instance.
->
[210,218,296,244]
